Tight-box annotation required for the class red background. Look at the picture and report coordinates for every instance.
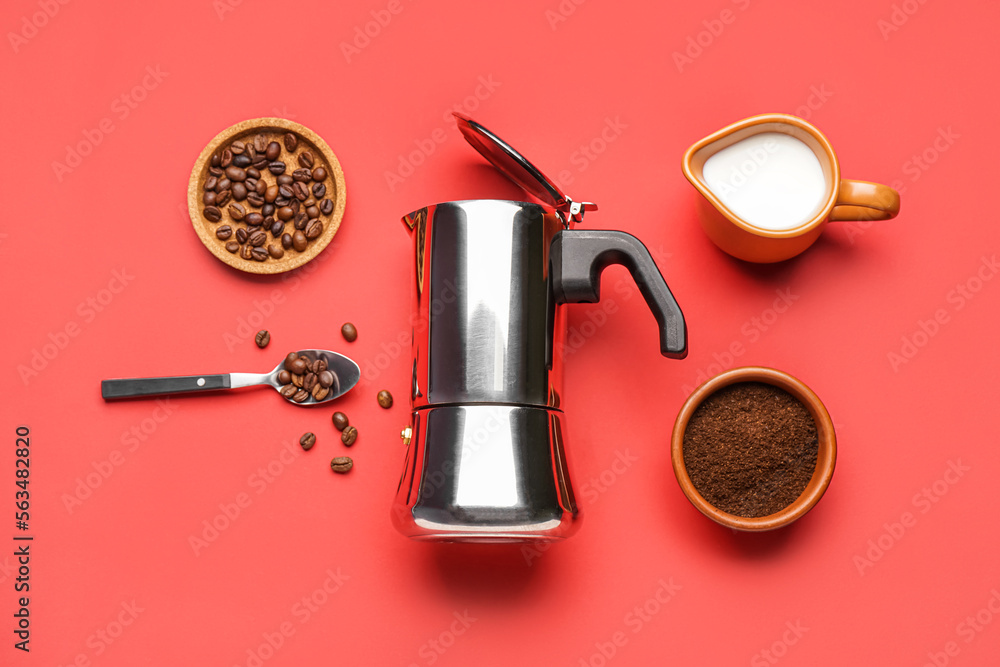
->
[3,0,999,665]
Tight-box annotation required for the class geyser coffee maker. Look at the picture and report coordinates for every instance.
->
[391,113,687,542]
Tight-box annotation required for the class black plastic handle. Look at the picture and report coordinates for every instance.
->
[551,230,687,358]
[101,374,231,400]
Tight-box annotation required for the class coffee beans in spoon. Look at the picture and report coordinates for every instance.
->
[278,351,337,404]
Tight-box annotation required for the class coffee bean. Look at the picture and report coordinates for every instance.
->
[304,219,323,240]
[266,141,281,160]
[312,385,329,401]
[211,152,221,168]
[315,358,328,372]
[277,370,291,384]
[249,230,266,247]
[221,148,233,168]
[299,432,316,450]
[292,168,312,182]
[292,182,309,201]
[289,357,308,374]
[280,384,297,399]
[341,323,357,342]
[312,167,327,181]
[281,233,293,249]
[240,244,253,260]
[330,456,353,473]
[226,166,246,182]
[268,161,286,175]
[331,412,349,431]
[292,388,310,403]
[267,244,284,259]
[293,212,308,230]
[377,390,393,409]
[341,426,358,447]
[232,154,251,168]
[252,156,270,170]
[277,184,293,199]
[254,330,270,348]
[236,228,248,244]
[225,241,239,253]
[247,192,265,207]
[262,203,276,217]
[308,371,331,390]
[246,212,264,226]
[312,183,326,198]
[204,206,222,222]
[306,205,320,219]
[284,133,298,151]
[303,372,318,392]
[320,198,334,215]
[228,203,246,220]
[215,225,233,240]
[254,134,267,153]
[246,144,257,160]
[275,175,292,187]
[290,198,301,215]
[298,151,314,168]
[215,189,232,206]
[230,140,245,154]
[251,247,269,261]
[292,230,308,252]
[292,372,304,387]
[304,197,316,208]
[245,176,258,190]
[265,185,279,203]
[232,182,247,201]
[277,206,294,221]
[216,178,231,192]
[203,191,217,206]
[284,352,299,370]
[209,166,223,177]
[248,167,262,180]
[205,176,218,191]
[270,220,284,237]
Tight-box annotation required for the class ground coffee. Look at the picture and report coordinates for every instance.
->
[682,381,818,518]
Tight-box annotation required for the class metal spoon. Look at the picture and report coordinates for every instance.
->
[101,349,360,406]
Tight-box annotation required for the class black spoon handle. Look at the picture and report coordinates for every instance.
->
[101,374,231,400]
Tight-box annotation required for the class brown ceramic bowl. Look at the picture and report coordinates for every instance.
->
[671,366,836,531]
[188,117,346,274]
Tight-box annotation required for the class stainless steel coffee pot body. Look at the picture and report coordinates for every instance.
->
[391,114,686,542]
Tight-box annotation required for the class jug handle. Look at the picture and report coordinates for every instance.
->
[551,230,687,359]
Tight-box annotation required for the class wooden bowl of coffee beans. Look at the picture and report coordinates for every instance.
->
[188,118,346,274]
[670,366,837,531]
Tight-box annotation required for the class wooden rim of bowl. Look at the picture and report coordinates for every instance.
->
[187,117,346,275]
[670,366,837,531]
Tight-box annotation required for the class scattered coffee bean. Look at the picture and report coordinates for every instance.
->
[203,191,217,206]
[270,220,284,237]
[267,244,283,259]
[277,370,291,384]
[215,189,232,206]
[211,152,221,168]
[266,141,281,160]
[246,212,264,226]
[236,228,248,244]
[306,205,320,219]
[312,183,326,198]
[377,390,393,409]
[221,148,233,168]
[341,426,358,446]
[265,184,279,203]
[293,212,308,230]
[232,154,251,168]
[240,244,253,260]
[277,206,294,221]
[204,206,222,222]
[330,456,353,473]
[255,330,270,348]
[215,225,233,240]
[292,230,308,251]
[312,167,327,181]
[251,247,269,261]
[232,182,247,201]
[216,177,230,192]
[277,174,293,186]
[247,192,265,207]
[320,198,333,215]
[254,134,267,153]
[225,241,240,253]
[332,411,349,431]
[292,181,309,201]
[341,322,358,342]
[284,133,298,151]
[226,166,246,182]
[292,168,312,182]
[205,175,218,191]
[249,230,267,247]
[230,140,245,154]
[281,233,293,249]
[268,161,286,175]
[299,432,316,450]
[228,203,246,221]
[298,151,314,168]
